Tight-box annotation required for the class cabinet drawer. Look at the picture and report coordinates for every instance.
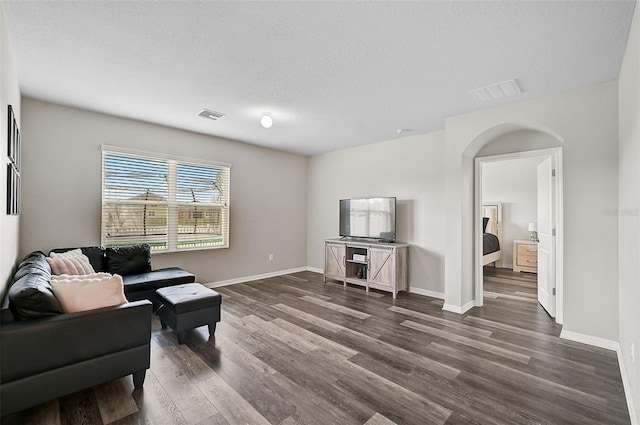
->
[516,255,537,268]
[517,244,538,255]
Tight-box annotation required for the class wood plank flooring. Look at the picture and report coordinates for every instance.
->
[2,268,630,424]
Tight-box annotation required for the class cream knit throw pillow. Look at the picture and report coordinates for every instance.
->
[51,274,128,313]
[46,255,96,275]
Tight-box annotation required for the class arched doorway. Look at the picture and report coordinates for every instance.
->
[469,125,564,323]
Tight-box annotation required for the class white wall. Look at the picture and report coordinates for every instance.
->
[307,131,446,297]
[0,1,21,294]
[444,82,620,342]
[618,0,640,422]
[20,99,308,284]
[482,156,542,269]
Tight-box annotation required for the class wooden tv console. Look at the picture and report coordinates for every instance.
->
[323,239,409,299]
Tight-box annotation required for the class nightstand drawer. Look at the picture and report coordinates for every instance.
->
[516,255,537,268]
[517,244,538,255]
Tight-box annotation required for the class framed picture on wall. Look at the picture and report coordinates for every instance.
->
[6,104,21,215]
[7,105,16,164]
[14,127,20,172]
[6,163,19,215]
[7,164,14,215]
[14,171,20,215]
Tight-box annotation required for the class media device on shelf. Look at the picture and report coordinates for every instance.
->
[339,197,396,243]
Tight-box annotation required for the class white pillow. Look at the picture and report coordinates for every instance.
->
[51,274,128,313]
[47,255,96,275]
[49,248,84,259]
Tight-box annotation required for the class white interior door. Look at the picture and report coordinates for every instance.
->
[537,157,556,316]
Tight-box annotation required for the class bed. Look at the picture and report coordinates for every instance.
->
[482,203,502,266]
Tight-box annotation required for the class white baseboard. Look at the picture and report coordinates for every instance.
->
[442,300,475,314]
[617,349,639,425]
[408,287,444,299]
[306,266,323,274]
[559,328,638,423]
[204,267,309,288]
[559,329,620,351]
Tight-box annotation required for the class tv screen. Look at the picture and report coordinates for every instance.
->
[339,197,396,242]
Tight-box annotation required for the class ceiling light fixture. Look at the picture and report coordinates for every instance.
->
[260,113,273,129]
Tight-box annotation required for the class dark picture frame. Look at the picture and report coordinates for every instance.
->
[7,164,20,215]
[6,104,20,215]
[7,105,16,164]
[14,127,20,172]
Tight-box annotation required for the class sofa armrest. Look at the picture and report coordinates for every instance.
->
[0,300,152,383]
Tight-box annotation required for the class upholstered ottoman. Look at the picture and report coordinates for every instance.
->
[155,283,221,344]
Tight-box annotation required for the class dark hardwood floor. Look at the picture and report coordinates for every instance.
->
[2,269,630,424]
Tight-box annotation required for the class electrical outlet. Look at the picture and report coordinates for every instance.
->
[632,342,635,363]
[268,254,274,261]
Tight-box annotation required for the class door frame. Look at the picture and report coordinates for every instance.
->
[473,147,564,324]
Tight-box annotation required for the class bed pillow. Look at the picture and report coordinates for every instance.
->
[46,255,96,275]
[50,274,128,313]
[483,217,490,233]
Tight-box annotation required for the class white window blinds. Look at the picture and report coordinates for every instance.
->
[101,148,230,252]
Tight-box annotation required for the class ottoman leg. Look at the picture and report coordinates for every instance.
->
[208,323,217,336]
[133,370,146,388]
[177,331,187,344]
[160,320,167,329]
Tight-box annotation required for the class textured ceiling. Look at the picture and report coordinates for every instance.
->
[4,1,636,156]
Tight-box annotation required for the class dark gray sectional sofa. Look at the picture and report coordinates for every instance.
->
[0,244,195,416]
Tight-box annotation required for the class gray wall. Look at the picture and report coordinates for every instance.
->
[444,81,620,340]
[307,131,446,297]
[20,99,308,284]
[1,3,21,293]
[482,156,543,269]
[618,1,640,421]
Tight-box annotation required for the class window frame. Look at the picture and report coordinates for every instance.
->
[101,145,231,253]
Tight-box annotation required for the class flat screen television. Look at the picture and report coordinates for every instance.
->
[339,197,396,242]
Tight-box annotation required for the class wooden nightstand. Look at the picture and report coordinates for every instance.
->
[513,239,538,273]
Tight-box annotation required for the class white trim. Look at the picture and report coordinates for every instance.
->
[443,300,475,314]
[203,267,309,288]
[408,287,445,299]
[307,266,323,274]
[554,149,564,325]
[618,350,639,425]
[559,329,620,351]
[101,144,232,168]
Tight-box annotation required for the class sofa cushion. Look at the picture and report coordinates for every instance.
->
[8,252,62,320]
[47,255,96,275]
[51,274,128,313]
[50,247,107,272]
[106,245,152,276]
[49,248,83,259]
[122,268,195,294]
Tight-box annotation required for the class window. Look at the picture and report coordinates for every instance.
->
[101,147,230,252]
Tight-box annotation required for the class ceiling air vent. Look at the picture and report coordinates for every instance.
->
[472,79,522,101]
[198,109,225,121]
